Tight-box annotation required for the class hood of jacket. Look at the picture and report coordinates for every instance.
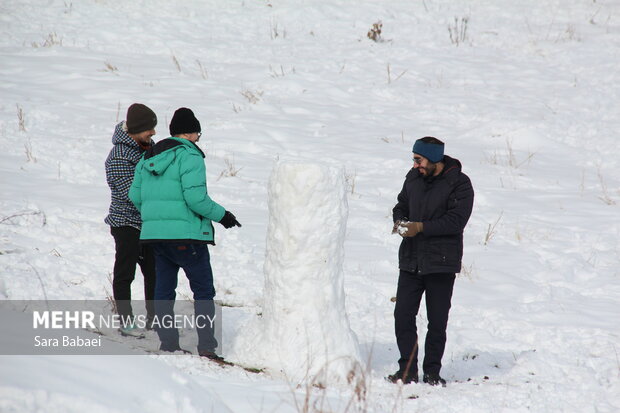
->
[112,121,138,147]
[111,121,154,150]
[142,137,205,176]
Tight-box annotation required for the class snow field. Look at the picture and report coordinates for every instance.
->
[1,0,619,411]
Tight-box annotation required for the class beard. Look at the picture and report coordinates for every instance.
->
[133,131,154,146]
[419,162,436,177]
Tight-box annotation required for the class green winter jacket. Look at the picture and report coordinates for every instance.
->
[129,137,226,243]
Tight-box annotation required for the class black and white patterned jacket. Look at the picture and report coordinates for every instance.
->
[104,122,153,229]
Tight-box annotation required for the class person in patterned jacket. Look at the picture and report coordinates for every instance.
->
[105,103,158,337]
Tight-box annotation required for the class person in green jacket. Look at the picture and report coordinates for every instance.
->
[129,107,240,358]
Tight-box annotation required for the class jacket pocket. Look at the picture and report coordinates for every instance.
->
[199,218,214,240]
[398,238,418,272]
[427,238,460,267]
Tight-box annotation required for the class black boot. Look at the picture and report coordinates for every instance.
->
[423,372,446,387]
[159,344,191,354]
[198,350,224,361]
[386,369,418,384]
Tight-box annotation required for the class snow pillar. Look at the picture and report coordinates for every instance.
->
[236,162,362,384]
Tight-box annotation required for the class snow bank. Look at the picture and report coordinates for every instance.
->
[0,354,233,413]
[233,162,362,385]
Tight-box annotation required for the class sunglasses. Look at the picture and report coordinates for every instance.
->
[413,156,423,165]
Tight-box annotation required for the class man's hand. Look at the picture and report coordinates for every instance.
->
[392,220,402,234]
[219,211,242,229]
[392,221,423,237]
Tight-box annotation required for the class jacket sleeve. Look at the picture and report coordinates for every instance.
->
[106,157,135,201]
[128,159,143,210]
[392,176,410,223]
[423,175,474,236]
[179,152,226,222]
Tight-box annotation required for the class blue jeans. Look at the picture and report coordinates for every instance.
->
[151,242,217,353]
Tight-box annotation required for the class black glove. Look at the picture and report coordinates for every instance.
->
[219,211,241,229]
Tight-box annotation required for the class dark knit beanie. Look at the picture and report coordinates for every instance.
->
[412,138,444,163]
[126,103,157,134]
[169,108,201,136]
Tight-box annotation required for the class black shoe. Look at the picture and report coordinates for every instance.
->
[199,350,234,367]
[198,350,224,361]
[386,370,418,384]
[423,373,447,387]
[159,345,192,354]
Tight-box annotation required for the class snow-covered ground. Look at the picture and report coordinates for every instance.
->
[1,0,619,411]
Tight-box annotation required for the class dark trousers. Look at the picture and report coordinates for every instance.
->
[394,269,455,375]
[110,226,156,320]
[152,242,217,353]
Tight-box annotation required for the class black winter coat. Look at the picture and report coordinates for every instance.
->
[393,155,474,275]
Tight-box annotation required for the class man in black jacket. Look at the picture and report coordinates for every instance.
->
[387,136,474,386]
